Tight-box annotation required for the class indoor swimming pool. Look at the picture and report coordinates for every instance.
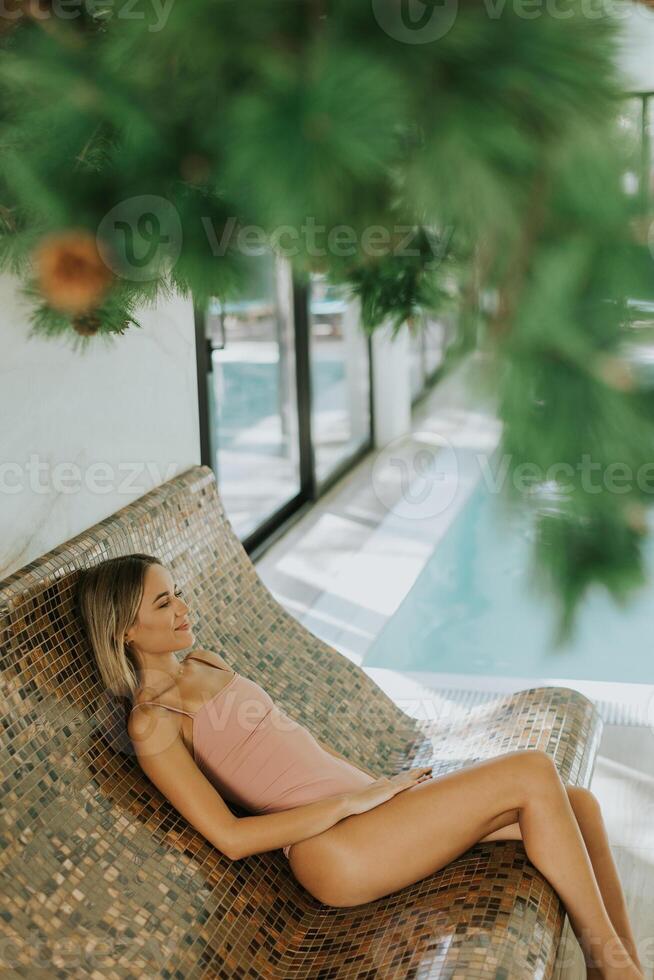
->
[362,474,654,685]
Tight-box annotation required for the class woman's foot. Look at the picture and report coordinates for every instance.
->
[602,958,645,980]
[596,939,644,980]
[625,947,645,977]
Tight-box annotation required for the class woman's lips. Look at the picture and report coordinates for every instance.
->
[175,622,191,631]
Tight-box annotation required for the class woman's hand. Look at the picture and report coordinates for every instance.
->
[344,766,434,816]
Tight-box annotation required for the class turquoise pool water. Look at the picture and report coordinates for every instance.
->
[363,475,654,684]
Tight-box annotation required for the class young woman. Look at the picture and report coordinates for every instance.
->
[76,553,644,980]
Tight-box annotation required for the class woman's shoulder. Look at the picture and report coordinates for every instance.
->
[128,697,181,743]
[128,648,231,729]
[185,646,231,670]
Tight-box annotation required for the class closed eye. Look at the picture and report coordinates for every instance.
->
[161,589,183,607]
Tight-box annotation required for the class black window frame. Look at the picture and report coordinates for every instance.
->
[195,271,375,559]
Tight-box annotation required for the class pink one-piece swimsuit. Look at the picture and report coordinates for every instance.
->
[130,654,375,860]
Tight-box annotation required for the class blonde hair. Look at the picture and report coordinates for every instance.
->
[75,553,164,702]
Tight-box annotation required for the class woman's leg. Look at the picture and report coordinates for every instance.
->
[289,749,642,979]
[479,785,643,976]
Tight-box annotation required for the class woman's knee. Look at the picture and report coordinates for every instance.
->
[509,748,561,785]
[566,784,601,815]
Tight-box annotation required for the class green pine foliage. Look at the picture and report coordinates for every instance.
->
[1,0,654,644]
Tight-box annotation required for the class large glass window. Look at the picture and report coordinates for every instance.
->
[204,252,300,539]
[619,92,654,210]
[308,275,371,484]
[648,96,654,209]
[617,93,654,332]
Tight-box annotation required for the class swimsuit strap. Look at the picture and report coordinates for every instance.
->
[130,700,194,719]
[184,653,232,672]
[130,652,233,720]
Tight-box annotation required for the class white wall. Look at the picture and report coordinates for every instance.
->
[0,274,200,580]
[371,320,412,449]
[616,2,654,92]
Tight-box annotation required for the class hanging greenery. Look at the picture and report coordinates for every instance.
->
[1,0,654,643]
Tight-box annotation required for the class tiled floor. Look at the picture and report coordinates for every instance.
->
[254,350,653,979]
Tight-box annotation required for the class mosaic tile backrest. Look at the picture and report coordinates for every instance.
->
[0,463,604,978]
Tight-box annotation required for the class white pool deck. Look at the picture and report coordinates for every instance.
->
[254,349,654,979]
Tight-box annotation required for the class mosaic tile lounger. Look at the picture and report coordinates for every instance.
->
[0,464,604,978]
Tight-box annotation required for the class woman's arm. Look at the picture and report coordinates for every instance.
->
[130,705,359,860]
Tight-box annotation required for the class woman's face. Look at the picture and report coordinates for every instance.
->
[125,563,194,655]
